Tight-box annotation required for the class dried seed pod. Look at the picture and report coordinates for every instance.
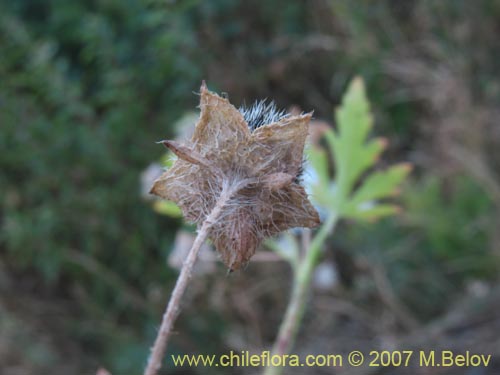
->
[150,83,320,270]
[211,207,259,270]
[261,172,296,191]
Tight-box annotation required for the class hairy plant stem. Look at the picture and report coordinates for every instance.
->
[144,184,238,375]
[264,214,337,375]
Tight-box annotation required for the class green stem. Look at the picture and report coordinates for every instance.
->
[264,214,337,375]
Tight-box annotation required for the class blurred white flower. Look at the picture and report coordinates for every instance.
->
[302,159,331,221]
[313,261,338,291]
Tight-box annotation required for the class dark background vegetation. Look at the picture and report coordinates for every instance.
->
[1,0,499,374]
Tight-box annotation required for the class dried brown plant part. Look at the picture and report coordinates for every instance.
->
[144,186,236,375]
[150,84,319,270]
[159,140,211,169]
[210,206,259,271]
[145,83,319,375]
[247,114,311,177]
[261,172,295,191]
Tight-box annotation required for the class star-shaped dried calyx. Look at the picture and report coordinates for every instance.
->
[151,83,320,270]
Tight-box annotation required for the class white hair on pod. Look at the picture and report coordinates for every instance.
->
[239,100,289,131]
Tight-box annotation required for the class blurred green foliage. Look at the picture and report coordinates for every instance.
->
[344,176,495,319]
[0,0,202,283]
[0,0,205,372]
[1,0,499,374]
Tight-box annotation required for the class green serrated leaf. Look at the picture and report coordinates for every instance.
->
[307,76,409,221]
[330,77,374,201]
[349,163,411,207]
[347,204,401,221]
